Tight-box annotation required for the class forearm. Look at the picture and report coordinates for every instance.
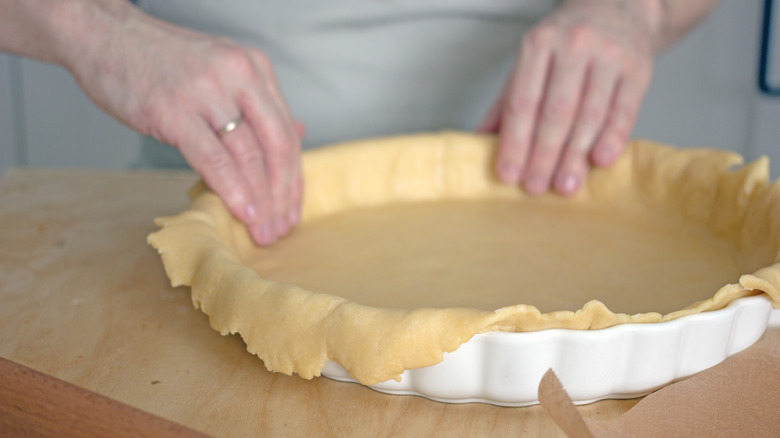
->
[0,0,138,70]
[647,0,720,52]
[556,0,719,54]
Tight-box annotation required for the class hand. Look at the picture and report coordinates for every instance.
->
[65,6,303,246]
[479,0,658,196]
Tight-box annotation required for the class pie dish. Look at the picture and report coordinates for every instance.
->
[321,294,774,405]
[148,131,780,402]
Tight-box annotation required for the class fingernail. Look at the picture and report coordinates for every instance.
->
[497,163,522,184]
[259,223,275,244]
[558,174,579,196]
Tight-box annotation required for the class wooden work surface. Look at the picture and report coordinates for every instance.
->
[0,168,639,437]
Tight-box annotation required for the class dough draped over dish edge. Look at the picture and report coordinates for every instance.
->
[148,131,780,385]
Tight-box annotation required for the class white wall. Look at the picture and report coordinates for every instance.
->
[0,54,22,174]
[750,0,780,178]
[634,1,760,153]
[17,59,142,170]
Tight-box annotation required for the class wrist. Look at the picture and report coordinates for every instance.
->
[0,0,131,70]
[638,0,720,52]
[49,0,136,75]
[635,0,666,52]
[556,0,666,53]
[0,0,78,64]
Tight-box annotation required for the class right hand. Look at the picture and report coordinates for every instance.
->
[478,0,657,197]
[66,6,303,246]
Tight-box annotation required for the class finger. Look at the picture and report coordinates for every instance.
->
[238,87,301,240]
[246,51,304,235]
[294,120,307,139]
[553,62,619,195]
[178,117,260,230]
[247,50,303,148]
[218,120,278,245]
[590,64,650,167]
[476,96,503,134]
[289,123,305,226]
[522,52,588,195]
[495,39,553,184]
[250,51,295,122]
[289,161,304,225]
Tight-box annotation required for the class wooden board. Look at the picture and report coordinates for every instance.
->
[0,357,210,437]
[0,169,638,437]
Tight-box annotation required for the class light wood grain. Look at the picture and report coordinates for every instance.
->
[0,169,639,437]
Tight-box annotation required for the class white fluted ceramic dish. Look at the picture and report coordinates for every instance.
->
[322,295,775,406]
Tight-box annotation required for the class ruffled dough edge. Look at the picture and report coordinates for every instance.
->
[148,131,780,385]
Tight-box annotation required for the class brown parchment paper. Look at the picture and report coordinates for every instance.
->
[540,329,780,437]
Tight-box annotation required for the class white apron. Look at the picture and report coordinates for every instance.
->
[134,0,558,166]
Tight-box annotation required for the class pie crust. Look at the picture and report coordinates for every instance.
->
[148,131,780,385]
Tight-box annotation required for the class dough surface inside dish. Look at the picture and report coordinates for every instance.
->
[149,131,780,385]
[248,199,743,315]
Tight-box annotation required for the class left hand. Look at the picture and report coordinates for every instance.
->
[478,0,659,196]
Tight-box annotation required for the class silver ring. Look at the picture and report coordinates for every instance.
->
[217,117,242,137]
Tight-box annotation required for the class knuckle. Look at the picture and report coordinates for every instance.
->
[610,125,631,141]
[505,94,538,118]
[542,96,576,121]
[265,169,284,193]
[605,117,631,141]
[272,185,289,211]
[599,40,622,62]
[128,87,173,135]
[201,146,234,175]
[534,127,567,156]
[261,128,288,154]
[130,104,160,136]
[134,101,178,143]
[219,47,255,76]
[623,55,652,79]
[532,132,563,154]
[535,141,560,155]
[190,71,220,96]
[238,147,267,170]
[260,128,298,166]
[219,181,249,213]
[266,165,295,200]
[579,103,606,125]
[497,152,526,172]
[568,133,595,154]
[251,50,274,74]
[565,25,595,52]
[524,26,556,51]
[612,102,637,125]
[498,136,530,162]
[208,45,263,87]
[183,59,225,97]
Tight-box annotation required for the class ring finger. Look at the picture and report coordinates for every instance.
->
[214,114,277,245]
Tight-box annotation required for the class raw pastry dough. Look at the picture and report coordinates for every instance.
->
[148,131,780,385]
